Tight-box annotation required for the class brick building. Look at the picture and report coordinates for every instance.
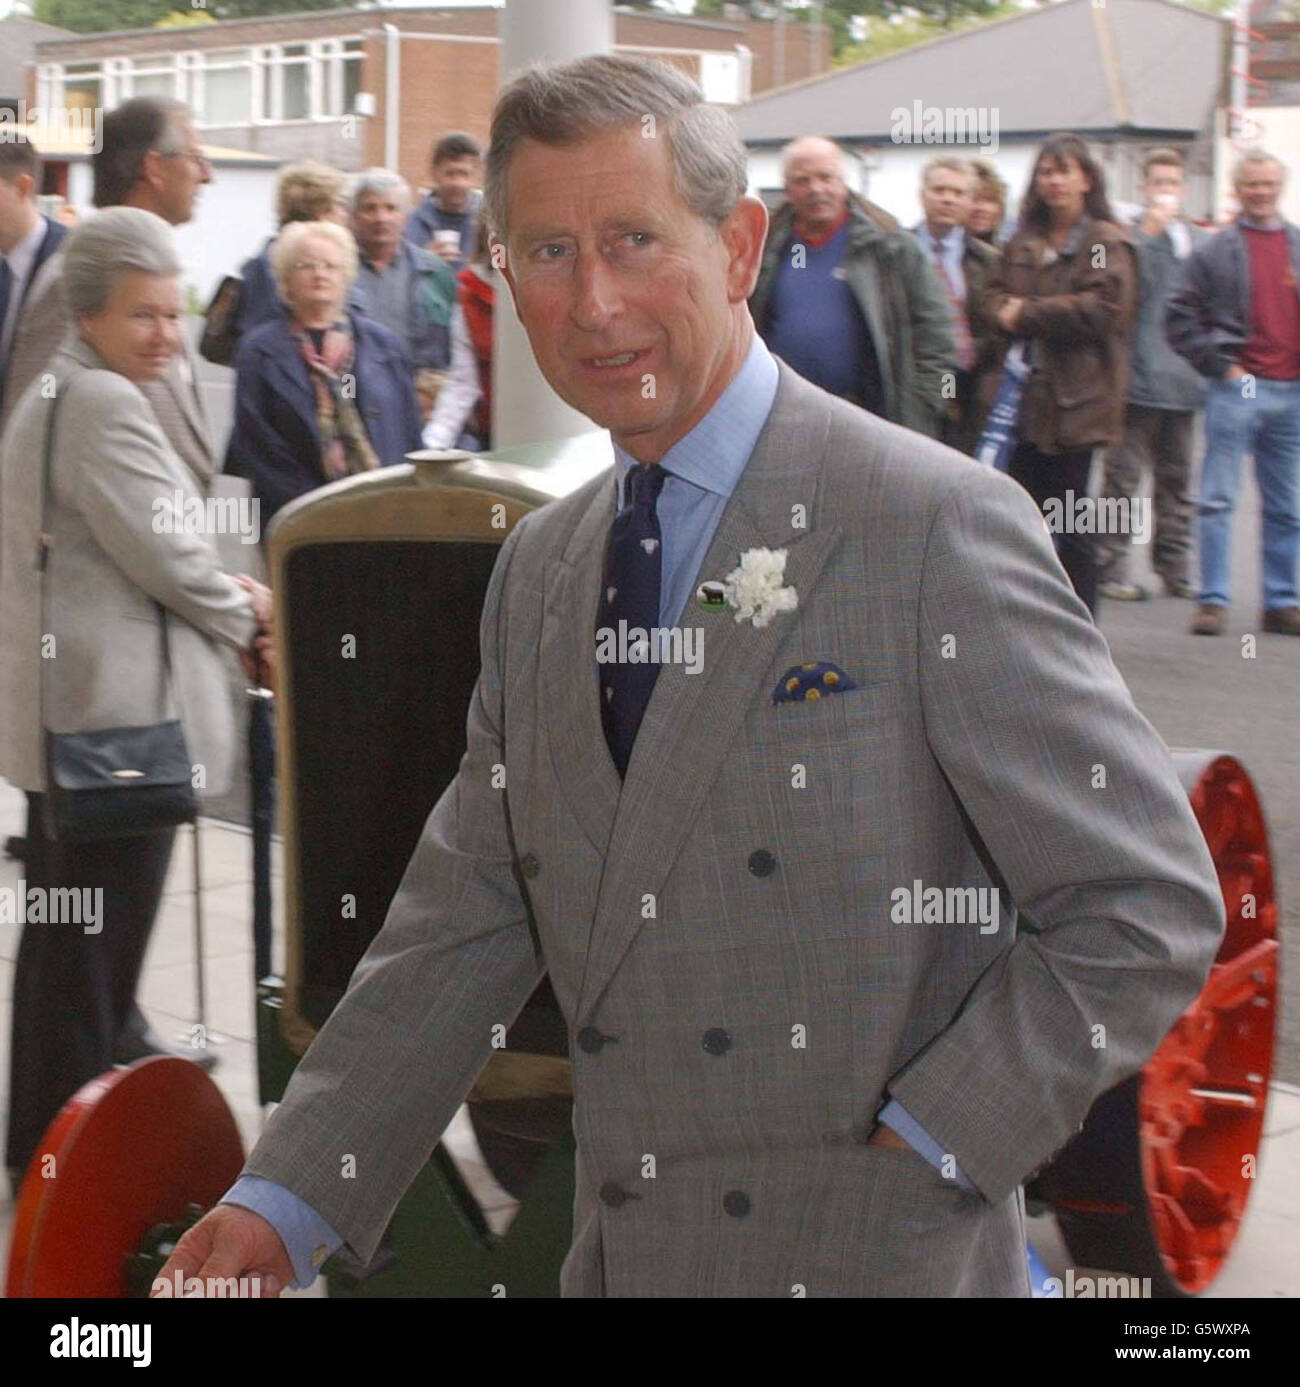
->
[27,4,829,198]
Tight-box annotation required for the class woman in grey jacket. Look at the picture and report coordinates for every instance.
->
[0,208,270,1186]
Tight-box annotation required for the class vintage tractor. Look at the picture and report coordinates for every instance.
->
[6,438,1280,1299]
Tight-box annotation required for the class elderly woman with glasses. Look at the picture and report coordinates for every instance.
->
[226,218,423,525]
[0,207,270,1186]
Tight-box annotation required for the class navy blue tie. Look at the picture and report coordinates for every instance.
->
[596,463,668,778]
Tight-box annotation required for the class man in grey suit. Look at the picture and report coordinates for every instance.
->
[162,56,1224,1298]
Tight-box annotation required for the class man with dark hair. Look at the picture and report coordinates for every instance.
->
[0,140,67,432]
[93,96,211,221]
[1097,147,1204,602]
[405,130,482,267]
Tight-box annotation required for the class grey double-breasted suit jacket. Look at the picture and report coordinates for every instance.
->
[243,359,1224,1296]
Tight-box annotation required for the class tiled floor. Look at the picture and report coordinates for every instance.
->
[1,774,1295,1298]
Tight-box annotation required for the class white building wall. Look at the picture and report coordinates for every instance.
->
[1216,106,1300,225]
[62,160,282,308]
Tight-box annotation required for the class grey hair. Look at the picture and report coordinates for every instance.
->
[1232,146,1284,187]
[350,167,411,211]
[270,219,359,293]
[780,135,845,181]
[483,53,747,243]
[62,206,181,318]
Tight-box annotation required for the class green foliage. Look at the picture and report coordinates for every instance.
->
[693,0,1005,58]
[832,1,1020,67]
[35,0,354,33]
[154,8,216,25]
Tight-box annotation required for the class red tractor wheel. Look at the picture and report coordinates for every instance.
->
[6,1057,244,1298]
[1038,752,1279,1296]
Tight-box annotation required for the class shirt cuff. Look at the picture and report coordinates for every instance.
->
[878,1098,975,1191]
[221,1174,345,1290]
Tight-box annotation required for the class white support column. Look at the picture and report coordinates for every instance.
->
[383,24,400,172]
[492,0,612,449]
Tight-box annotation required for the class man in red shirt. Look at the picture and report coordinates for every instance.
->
[1167,149,1300,635]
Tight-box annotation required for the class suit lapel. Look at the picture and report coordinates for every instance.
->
[575,363,843,1017]
[540,469,624,854]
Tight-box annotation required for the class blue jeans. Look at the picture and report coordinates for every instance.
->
[1198,376,1300,608]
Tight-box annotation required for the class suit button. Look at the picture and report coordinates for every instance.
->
[702,1027,731,1055]
[577,1025,609,1054]
[722,1190,750,1218]
[518,854,540,878]
[747,849,776,878]
[600,1181,633,1208]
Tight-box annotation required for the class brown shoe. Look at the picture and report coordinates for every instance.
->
[1190,604,1226,635]
[1261,605,1300,635]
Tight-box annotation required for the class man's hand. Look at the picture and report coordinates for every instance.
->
[1224,363,1247,383]
[152,1204,293,1298]
[1140,194,1179,238]
[996,296,1024,333]
[232,574,272,629]
[866,1123,917,1153]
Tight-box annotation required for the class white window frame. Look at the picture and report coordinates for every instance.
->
[53,60,109,116]
[318,37,365,119]
[126,55,182,102]
[193,47,256,130]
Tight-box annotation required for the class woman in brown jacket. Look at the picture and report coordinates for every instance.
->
[982,134,1136,614]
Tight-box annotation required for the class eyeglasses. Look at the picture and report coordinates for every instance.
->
[160,149,212,172]
[291,259,345,275]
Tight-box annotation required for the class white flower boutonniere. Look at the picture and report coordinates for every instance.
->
[722,547,798,629]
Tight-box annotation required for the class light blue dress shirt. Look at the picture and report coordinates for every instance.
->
[221,333,968,1286]
[918,223,968,303]
[612,330,777,628]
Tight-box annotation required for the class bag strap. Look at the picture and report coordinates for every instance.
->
[37,382,176,735]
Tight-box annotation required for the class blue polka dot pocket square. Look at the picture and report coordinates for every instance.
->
[772,660,860,705]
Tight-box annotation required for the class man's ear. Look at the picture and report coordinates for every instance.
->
[494,239,521,314]
[139,148,166,196]
[720,195,770,303]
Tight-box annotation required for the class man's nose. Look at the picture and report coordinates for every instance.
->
[569,249,620,330]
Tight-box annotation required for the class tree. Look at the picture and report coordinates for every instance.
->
[35,0,354,33]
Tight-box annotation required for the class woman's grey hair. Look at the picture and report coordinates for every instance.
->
[350,167,411,210]
[483,53,748,244]
[270,219,359,292]
[62,206,182,318]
